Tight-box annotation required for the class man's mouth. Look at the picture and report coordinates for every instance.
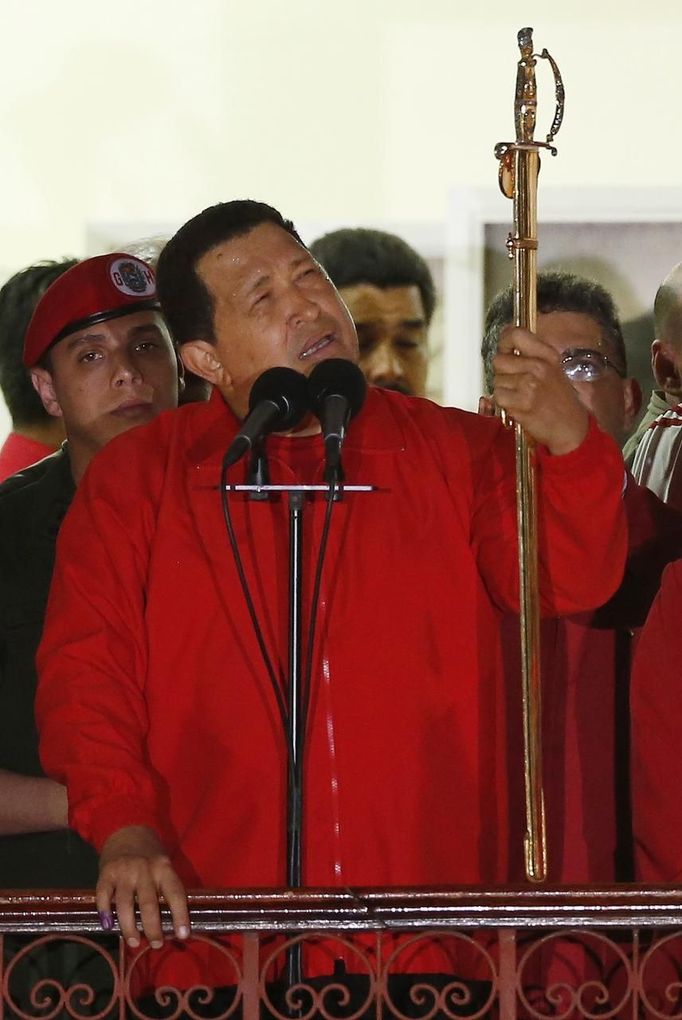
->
[299,333,334,361]
[111,400,154,418]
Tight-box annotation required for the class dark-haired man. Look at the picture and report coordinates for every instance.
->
[482,271,641,444]
[0,260,76,480]
[36,201,626,984]
[310,227,435,396]
[0,253,179,885]
[482,271,682,884]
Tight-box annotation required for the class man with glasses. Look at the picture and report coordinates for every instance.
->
[481,270,682,884]
[481,271,640,444]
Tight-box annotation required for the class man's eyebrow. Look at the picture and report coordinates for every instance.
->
[243,272,271,298]
[242,255,312,298]
[128,323,163,337]
[400,318,426,328]
[65,332,107,350]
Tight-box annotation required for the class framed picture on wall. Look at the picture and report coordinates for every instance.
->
[446,187,682,416]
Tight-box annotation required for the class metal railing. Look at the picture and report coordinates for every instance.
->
[3,886,682,1019]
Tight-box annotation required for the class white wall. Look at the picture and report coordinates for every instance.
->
[2,0,682,436]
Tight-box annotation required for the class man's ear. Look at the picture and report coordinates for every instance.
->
[180,340,230,388]
[622,377,642,432]
[652,339,682,395]
[30,367,63,418]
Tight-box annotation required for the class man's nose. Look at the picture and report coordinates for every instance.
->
[287,287,320,325]
[112,352,142,386]
[360,342,404,386]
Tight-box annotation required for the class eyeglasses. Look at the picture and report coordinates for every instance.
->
[561,348,626,383]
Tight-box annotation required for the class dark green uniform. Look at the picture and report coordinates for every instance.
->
[0,447,98,886]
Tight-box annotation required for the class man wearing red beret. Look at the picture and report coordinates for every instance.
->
[0,252,179,884]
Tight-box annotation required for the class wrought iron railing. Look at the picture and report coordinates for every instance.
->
[3,886,682,1019]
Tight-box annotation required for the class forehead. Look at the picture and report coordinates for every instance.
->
[534,310,609,354]
[338,283,425,324]
[196,222,308,298]
[661,300,682,341]
[58,309,167,349]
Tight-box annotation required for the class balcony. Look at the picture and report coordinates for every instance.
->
[3,886,682,1018]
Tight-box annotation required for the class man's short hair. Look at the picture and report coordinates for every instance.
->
[309,228,436,326]
[0,259,77,427]
[156,200,303,347]
[481,271,627,392]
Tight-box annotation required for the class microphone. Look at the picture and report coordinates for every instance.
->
[223,367,309,468]
[307,359,367,474]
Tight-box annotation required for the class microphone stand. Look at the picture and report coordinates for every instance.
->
[221,477,375,996]
[287,488,304,994]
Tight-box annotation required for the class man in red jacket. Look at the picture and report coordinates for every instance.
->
[632,558,682,881]
[0,252,181,1010]
[481,271,682,885]
[36,200,628,968]
[480,272,682,1014]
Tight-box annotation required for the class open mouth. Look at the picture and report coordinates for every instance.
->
[299,333,334,361]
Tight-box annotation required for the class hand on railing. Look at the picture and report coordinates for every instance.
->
[97,824,190,949]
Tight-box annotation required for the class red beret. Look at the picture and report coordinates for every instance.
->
[23,253,160,367]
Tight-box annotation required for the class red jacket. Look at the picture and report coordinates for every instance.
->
[0,432,53,482]
[504,478,682,884]
[37,388,627,890]
[631,553,682,882]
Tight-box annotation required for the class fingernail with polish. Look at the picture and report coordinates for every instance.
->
[98,910,114,931]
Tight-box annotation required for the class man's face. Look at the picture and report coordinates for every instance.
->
[31,310,179,455]
[535,310,639,444]
[187,223,359,418]
[337,283,429,396]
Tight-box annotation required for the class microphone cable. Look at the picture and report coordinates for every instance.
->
[220,452,289,739]
[216,366,310,742]
[220,451,340,899]
[220,455,340,761]
[218,360,362,885]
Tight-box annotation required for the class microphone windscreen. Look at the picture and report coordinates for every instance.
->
[307,359,367,420]
[247,367,309,429]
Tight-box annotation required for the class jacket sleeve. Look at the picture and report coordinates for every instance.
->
[593,475,682,629]
[35,445,168,853]
[631,559,682,881]
[469,415,628,616]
